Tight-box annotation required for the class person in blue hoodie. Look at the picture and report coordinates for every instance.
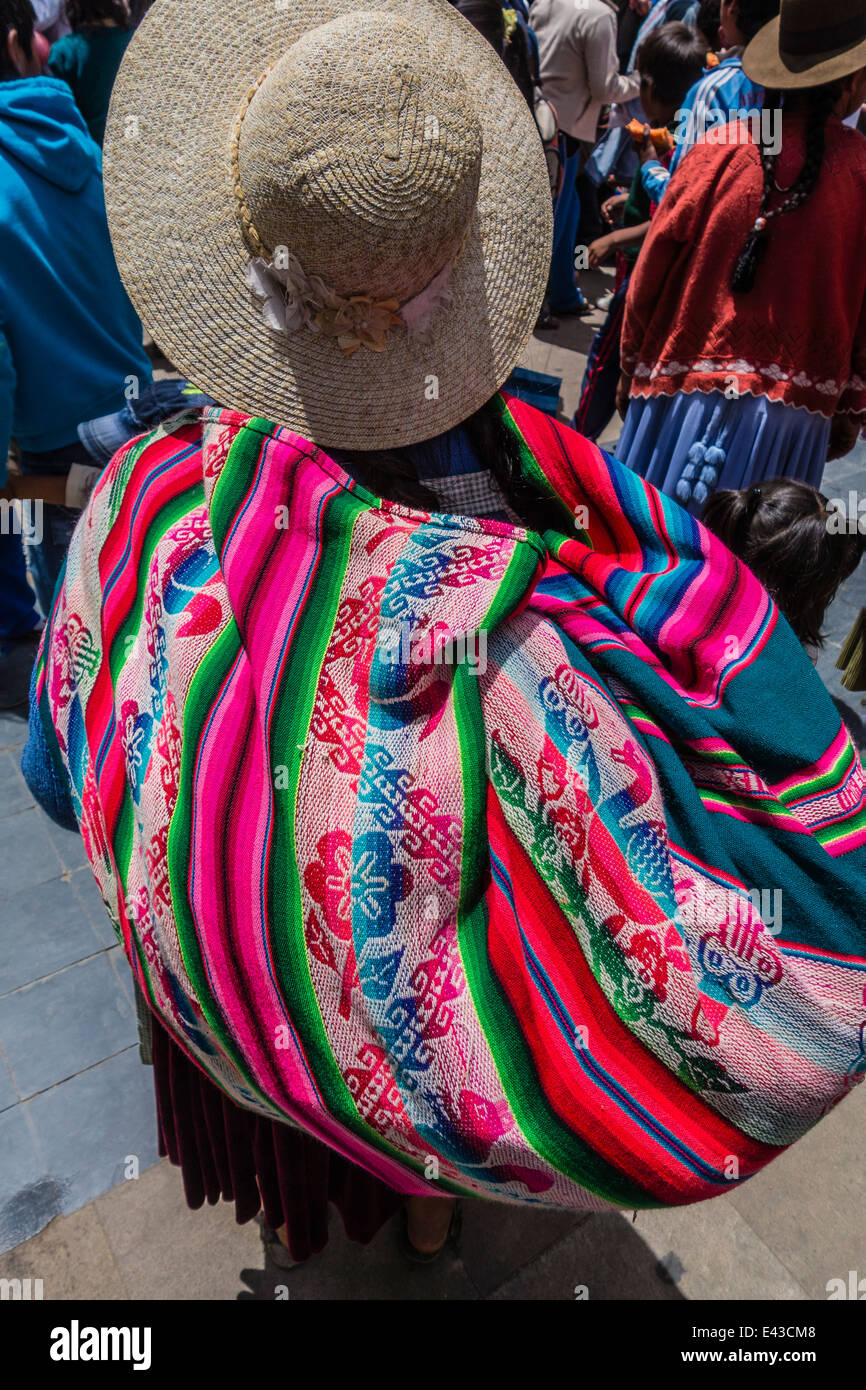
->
[0,0,152,706]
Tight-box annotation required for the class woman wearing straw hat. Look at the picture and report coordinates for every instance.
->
[616,0,866,510]
[22,0,866,1273]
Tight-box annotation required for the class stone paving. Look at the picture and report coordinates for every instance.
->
[1,280,865,1297]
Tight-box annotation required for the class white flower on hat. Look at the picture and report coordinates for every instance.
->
[244,253,404,354]
[244,252,343,335]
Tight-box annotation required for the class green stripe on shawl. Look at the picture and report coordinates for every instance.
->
[209,416,272,542]
[682,745,746,767]
[495,392,590,544]
[777,744,855,805]
[817,805,866,848]
[698,791,801,820]
[108,483,206,913]
[263,488,465,1190]
[451,547,658,1207]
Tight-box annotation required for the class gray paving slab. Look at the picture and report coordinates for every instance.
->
[0,876,110,996]
[0,1200,125,1301]
[822,458,866,489]
[728,1084,866,1302]
[68,865,118,949]
[0,708,29,754]
[457,1197,585,1298]
[0,749,35,819]
[0,950,135,1099]
[108,947,136,1013]
[24,1045,159,1221]
[95,1155,477,1301]
[489,1210,687,1301]
[0,1104,60,1253]
[625,1199,808,1301]
[238,1210,480,1301]
[94,1158,262,1301]
[0,1050,17,1113]
[0,805,64,897]
[36,805,90,871]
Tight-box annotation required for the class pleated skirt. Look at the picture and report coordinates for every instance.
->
[151,1014,405,1263]
[617,388,832,515]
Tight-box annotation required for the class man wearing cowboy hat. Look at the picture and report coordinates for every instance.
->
[745,0,866,89]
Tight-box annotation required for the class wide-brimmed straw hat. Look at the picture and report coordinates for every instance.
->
[102,0,552,451]
[743,0,866,90]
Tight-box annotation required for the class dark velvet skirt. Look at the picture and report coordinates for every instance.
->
[151,1015,406,1262]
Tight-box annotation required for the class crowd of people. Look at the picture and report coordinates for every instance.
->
[3,0,866,1273]
[3,0,866,694]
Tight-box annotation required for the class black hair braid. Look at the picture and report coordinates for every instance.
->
[461,398,566,535]
[731,86,837,294]
[328,448,441,511]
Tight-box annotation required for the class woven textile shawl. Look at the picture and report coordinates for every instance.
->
[34,396,866,1209]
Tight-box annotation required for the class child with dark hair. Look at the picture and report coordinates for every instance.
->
[702,480,866,650]
[48,0,132,145]
[583,0,703,262]
[0,0,34,75]
[696,0,722,49]
[661,0,780,180]
[573,21,706,440]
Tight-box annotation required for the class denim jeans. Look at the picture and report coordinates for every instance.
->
[573,277,629,442]
[549,149,583,312]
[18,441,88,619]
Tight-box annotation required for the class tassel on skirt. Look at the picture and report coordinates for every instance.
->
[617,389,832,514]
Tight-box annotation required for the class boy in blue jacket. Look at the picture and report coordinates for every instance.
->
[0,0,152,705]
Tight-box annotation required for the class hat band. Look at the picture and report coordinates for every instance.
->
[230,67,277,262]
[231,69,469,355]
[243,239,465,357]
[780,11,866,56]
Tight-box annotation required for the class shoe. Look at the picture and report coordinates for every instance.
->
[595,289,614,312]
[257,1216,298,1269]
[534,307,560,331]
[399,1200,462,1264]
[549,293,593,318]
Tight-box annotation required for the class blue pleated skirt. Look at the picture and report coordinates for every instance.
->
[617,390,832,515]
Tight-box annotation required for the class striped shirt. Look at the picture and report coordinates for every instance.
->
[669,48,765,173]
[639,48,766,201]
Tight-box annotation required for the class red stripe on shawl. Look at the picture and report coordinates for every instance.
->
[506,400,773,706]
[85,427,204,911]
[486,795,782,1202]
[98,425,204,643]
[504,396,646,563]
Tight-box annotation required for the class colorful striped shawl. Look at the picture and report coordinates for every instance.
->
[34,396,866,1208]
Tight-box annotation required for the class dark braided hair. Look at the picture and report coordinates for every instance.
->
[731,82,842,294]
[331,395,566,535]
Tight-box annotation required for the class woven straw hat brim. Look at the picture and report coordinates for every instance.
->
[743,15,866,90]
[103,0,553,451]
